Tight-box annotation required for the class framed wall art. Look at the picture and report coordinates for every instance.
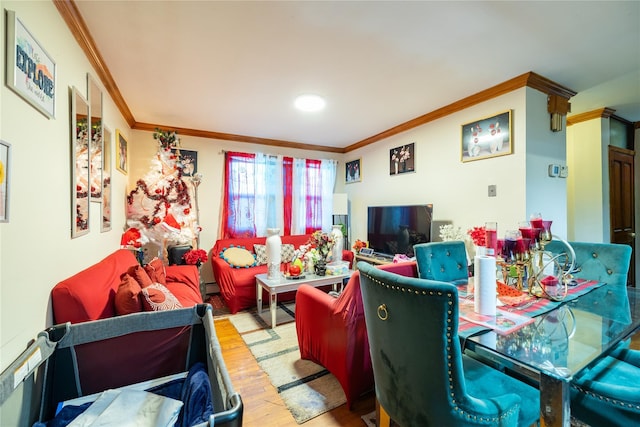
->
[461,110,512,162]
[172,148,198,177]
[0,140,11,222]
[390,143,415,175]
[115,130,128,175]
[5,10,56,119]
[345,158,361,183]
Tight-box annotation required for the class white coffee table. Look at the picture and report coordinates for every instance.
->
[256,271,352,328]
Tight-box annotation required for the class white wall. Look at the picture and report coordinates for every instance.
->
[525,88,568,239]
[0,1,130,371]
[566,119,608,242]
[342,88,568,246]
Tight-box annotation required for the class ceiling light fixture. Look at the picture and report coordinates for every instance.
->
[294,94,326,112]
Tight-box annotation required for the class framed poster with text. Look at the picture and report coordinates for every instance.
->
[5,10,56,118]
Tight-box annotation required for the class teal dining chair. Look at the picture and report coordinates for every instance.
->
[414,241,469,285]
[561,242,639,426]
[357,261,540,427]
[546,241,639,426]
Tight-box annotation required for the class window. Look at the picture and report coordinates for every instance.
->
[222,152,336,238]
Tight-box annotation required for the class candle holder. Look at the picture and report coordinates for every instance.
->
[499,218,576,301]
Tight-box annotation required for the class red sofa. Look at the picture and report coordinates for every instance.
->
[295,261,418,408]
[52,249,202,324]
[210,234,354,314]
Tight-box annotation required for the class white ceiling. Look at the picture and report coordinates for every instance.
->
[74,0,640,149]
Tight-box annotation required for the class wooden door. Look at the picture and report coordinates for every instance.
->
[609,146,635,286]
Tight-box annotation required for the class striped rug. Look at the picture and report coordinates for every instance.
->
[228,303,346,424]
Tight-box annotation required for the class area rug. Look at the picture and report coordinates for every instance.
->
[228,303,347,424]
[204,293,231,317]
[361,410,376,427]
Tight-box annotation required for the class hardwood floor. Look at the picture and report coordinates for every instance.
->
[214,317,640,427]
[214,318,375,427]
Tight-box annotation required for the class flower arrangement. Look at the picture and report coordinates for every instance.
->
[353,239,367,252]
[467,226,487,247]
[305,230,334,262]
[183,248,208,266]
[439,224,467,242]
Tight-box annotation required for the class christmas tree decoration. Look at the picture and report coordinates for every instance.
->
[125,129,202,256]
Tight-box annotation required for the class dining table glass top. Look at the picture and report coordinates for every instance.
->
[464,282,640,380]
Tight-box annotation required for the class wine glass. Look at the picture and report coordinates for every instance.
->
[539,220,553,249]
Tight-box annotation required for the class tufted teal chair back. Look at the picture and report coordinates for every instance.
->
[414,241,469,285]
[357,261,540,427]
[546,241,632,323]
[546,243,639,427]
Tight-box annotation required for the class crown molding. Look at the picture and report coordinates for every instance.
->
[567,108,617,126]
[132,123,345,153]
[54,0,136,127]
[345,72,576,151]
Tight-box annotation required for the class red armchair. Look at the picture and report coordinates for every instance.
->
[295,261,418,408]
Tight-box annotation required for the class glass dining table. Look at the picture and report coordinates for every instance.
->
[461,282,640,427]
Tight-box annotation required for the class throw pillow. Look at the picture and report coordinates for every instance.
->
[253,244,267,265]
[220,246,257,268]
[141,283,183,312]
[127,264,153,288]
[115,274,143,315]
[144,257,167,285]
[281,244,296,263]
[254,243,296,265]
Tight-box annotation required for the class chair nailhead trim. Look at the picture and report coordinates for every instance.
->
[361,271,519,423]
[572,384,640,410]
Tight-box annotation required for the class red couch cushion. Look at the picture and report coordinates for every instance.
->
[52,250,202,324]
[114,274,143,315]
[141,283,183,311]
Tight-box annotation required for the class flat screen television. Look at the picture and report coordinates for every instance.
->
[367,204,433,258]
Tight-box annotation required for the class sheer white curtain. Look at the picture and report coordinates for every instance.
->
[254,153,284,236]
[320,159,337,231]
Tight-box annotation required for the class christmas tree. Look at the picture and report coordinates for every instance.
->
[123,129,201,259]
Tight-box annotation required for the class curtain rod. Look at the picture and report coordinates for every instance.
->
[217,149,339,163]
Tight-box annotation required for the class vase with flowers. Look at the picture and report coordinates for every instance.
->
[182,248,208,267]
[353,239,367,253]
[467,226,487,257]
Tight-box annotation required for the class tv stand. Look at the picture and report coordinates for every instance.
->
[355,253,393,266]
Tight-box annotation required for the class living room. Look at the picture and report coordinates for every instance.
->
[1,1,639,424]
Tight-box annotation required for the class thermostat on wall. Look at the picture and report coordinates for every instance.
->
[559,165,568,178]
[548,164,560,177]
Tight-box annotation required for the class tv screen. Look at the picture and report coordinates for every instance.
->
[367,204,433,257]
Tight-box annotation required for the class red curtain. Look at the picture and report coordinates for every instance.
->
[282,157,293,235]
[222,151,256,238]
[305,159,322,234]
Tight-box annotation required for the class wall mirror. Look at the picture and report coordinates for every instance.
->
[71,86,90,238]
[102,126,112,232]
[88,74,102,202]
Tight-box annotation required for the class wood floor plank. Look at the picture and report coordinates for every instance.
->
[214,318,375,427]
